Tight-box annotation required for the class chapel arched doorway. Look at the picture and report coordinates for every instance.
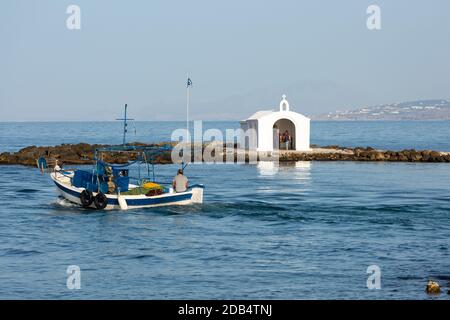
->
[273,119,295,150]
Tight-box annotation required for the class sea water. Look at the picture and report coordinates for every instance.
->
[0,121,449,299]
[2,121,450,152]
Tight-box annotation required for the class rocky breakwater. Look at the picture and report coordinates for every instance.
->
[0,143,173,167]
[276,146,450,163]
[1,143,450,167]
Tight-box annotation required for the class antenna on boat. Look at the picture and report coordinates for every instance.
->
[116,104,134,145]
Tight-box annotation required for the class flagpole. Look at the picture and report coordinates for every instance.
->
[186,82,190,140]
[184,77,192,169]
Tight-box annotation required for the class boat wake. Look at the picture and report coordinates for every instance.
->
[53,197,80,209]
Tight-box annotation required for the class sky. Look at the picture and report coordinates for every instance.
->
[0,0,449,121]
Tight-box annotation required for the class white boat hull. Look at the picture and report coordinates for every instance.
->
[50,172,204,210]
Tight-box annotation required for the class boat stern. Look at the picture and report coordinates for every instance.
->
[190,184,204,204]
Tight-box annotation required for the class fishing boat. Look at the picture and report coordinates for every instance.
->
[40,105,204,210]
[49,145,203,210]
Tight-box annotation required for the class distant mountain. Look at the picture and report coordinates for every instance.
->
[311,100,450,120]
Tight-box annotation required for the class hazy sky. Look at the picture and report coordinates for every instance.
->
[1,0,449,121]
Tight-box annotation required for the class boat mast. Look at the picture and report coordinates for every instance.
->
[116,104,134,145]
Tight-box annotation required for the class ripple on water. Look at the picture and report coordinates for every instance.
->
[15,189,40,193]
[0,248,43,257]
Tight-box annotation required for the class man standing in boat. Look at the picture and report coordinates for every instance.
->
[173,169,189,193]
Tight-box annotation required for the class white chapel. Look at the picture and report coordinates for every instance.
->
[240,95,311,152]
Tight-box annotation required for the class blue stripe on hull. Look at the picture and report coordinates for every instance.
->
[54,180,193,207]
[125,193,192,206]
[54,180,88,199]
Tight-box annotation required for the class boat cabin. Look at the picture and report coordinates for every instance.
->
[72,162,130,194]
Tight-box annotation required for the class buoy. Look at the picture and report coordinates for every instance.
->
[117,194,128,210]
[36,157,47,174]
[426,280,441,294]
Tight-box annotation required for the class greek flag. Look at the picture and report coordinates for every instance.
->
[187,78,193,88]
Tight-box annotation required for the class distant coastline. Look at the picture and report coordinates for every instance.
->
[2,100,450,122]
[310,99,450,121]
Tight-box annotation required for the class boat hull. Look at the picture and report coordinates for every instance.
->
[51,172,203,210]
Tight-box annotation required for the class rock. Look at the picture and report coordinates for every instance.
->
[358,151,370,159]
[430,151,441,158]
[426,280,441,294]
[322,145,340,150]
[374,152,386,161]
[17,145,37,153]
[0,152,10,163]
[363,151,385,161]
[421,152,431,162]
[410,151,422,161]
[401,150,411,159]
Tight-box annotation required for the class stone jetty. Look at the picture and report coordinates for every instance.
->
[1,143,450,167]
[0,143,172,167]
[278,145,450,162]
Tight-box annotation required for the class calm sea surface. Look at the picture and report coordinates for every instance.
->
[0,121,449,299]
[2,121,450,152]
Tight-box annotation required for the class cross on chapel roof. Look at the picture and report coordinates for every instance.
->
[279,94,290,112]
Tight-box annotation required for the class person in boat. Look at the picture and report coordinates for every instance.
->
[173,169,189,193]
[107,176,115,194]
[104,165,115,194]
[54,160,61,172]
